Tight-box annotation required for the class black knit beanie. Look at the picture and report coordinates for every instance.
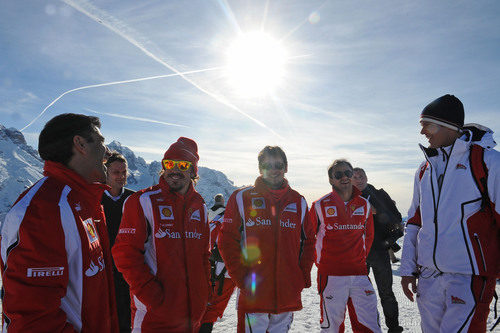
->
[420,94,464,131]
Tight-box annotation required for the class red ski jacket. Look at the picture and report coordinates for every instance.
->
[219,177,316,313]
[310,187,374,276]
[112,177,210,332]
[0,161,118,332]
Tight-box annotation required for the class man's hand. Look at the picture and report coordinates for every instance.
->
[401,275,417,302]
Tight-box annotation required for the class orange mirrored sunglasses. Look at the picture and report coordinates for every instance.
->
[162,159,192,171]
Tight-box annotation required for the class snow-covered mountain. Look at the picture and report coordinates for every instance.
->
[0,127,237,221]
[0,125,44,221]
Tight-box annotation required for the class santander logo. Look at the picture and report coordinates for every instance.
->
[246,217,271,227]
[280,219,296,229]
[334,223,364,230]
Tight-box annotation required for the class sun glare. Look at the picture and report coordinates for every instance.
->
[226,32,287,97]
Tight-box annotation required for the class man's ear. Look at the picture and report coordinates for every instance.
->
[73,135,87,155]
[328,177,334,186]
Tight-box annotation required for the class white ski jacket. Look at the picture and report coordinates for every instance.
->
[401,124,500,277]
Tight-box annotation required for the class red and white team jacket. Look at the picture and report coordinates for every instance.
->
[310,187,374,276]
[112,177,210,332]
[401,125,500,278]
[209,209,230,279]
[219,177,316,314]
[0,161,118,332]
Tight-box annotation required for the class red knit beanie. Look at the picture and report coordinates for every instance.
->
[163,137,199,175]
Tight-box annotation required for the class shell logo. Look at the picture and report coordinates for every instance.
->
[251,197,266,210]
[325,206,337,217]
[162,207,172,217]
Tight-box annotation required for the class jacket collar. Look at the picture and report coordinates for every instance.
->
[43,161,109,206]
[330,185,361,204]
[254,176,289,193]
[419,122,496,159]
[420,137,468,160]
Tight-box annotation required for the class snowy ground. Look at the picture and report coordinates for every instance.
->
[0,261,498,332]
[212,262,500,332]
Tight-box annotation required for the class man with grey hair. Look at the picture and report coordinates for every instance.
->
[352,167,403,333]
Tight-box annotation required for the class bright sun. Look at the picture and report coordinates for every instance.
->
[226,31,287,97]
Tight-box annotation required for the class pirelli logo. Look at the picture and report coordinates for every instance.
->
[27,267,64,278]
[118,228,136,234]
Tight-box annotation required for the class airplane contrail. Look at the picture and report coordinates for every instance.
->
[55,0,282,139]
[85,108,190,128]
[20,68,220,132]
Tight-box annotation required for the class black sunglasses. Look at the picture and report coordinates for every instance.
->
[333,170,353,180]
[260,162,285,170]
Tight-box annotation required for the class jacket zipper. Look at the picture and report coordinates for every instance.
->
[421,144,454,273]
[180,200,192,332]
[274,201,281,314]
[473,233,487,273]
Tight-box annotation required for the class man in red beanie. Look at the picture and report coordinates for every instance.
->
[113,137,211,333]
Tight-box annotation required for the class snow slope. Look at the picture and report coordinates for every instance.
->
[212,263,500,332]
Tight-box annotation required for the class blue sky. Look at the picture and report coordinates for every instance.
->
[1,0,499,213]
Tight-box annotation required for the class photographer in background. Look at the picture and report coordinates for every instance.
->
[352,167,403,333]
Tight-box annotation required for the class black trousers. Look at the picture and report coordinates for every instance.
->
[114,271,132,333]
[367,249,400,330]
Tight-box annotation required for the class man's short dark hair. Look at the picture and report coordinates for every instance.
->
[39,113,101,166]
[353,167,366,176]
[105,151,127,168]
[328,159,353,178]
[258,146,288,171]
[214,194,224,203]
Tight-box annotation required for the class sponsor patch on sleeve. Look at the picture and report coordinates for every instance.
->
[223,218,233,224]
[159,205,174,220]
[82,218,99,243]
[325,206,337,217]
